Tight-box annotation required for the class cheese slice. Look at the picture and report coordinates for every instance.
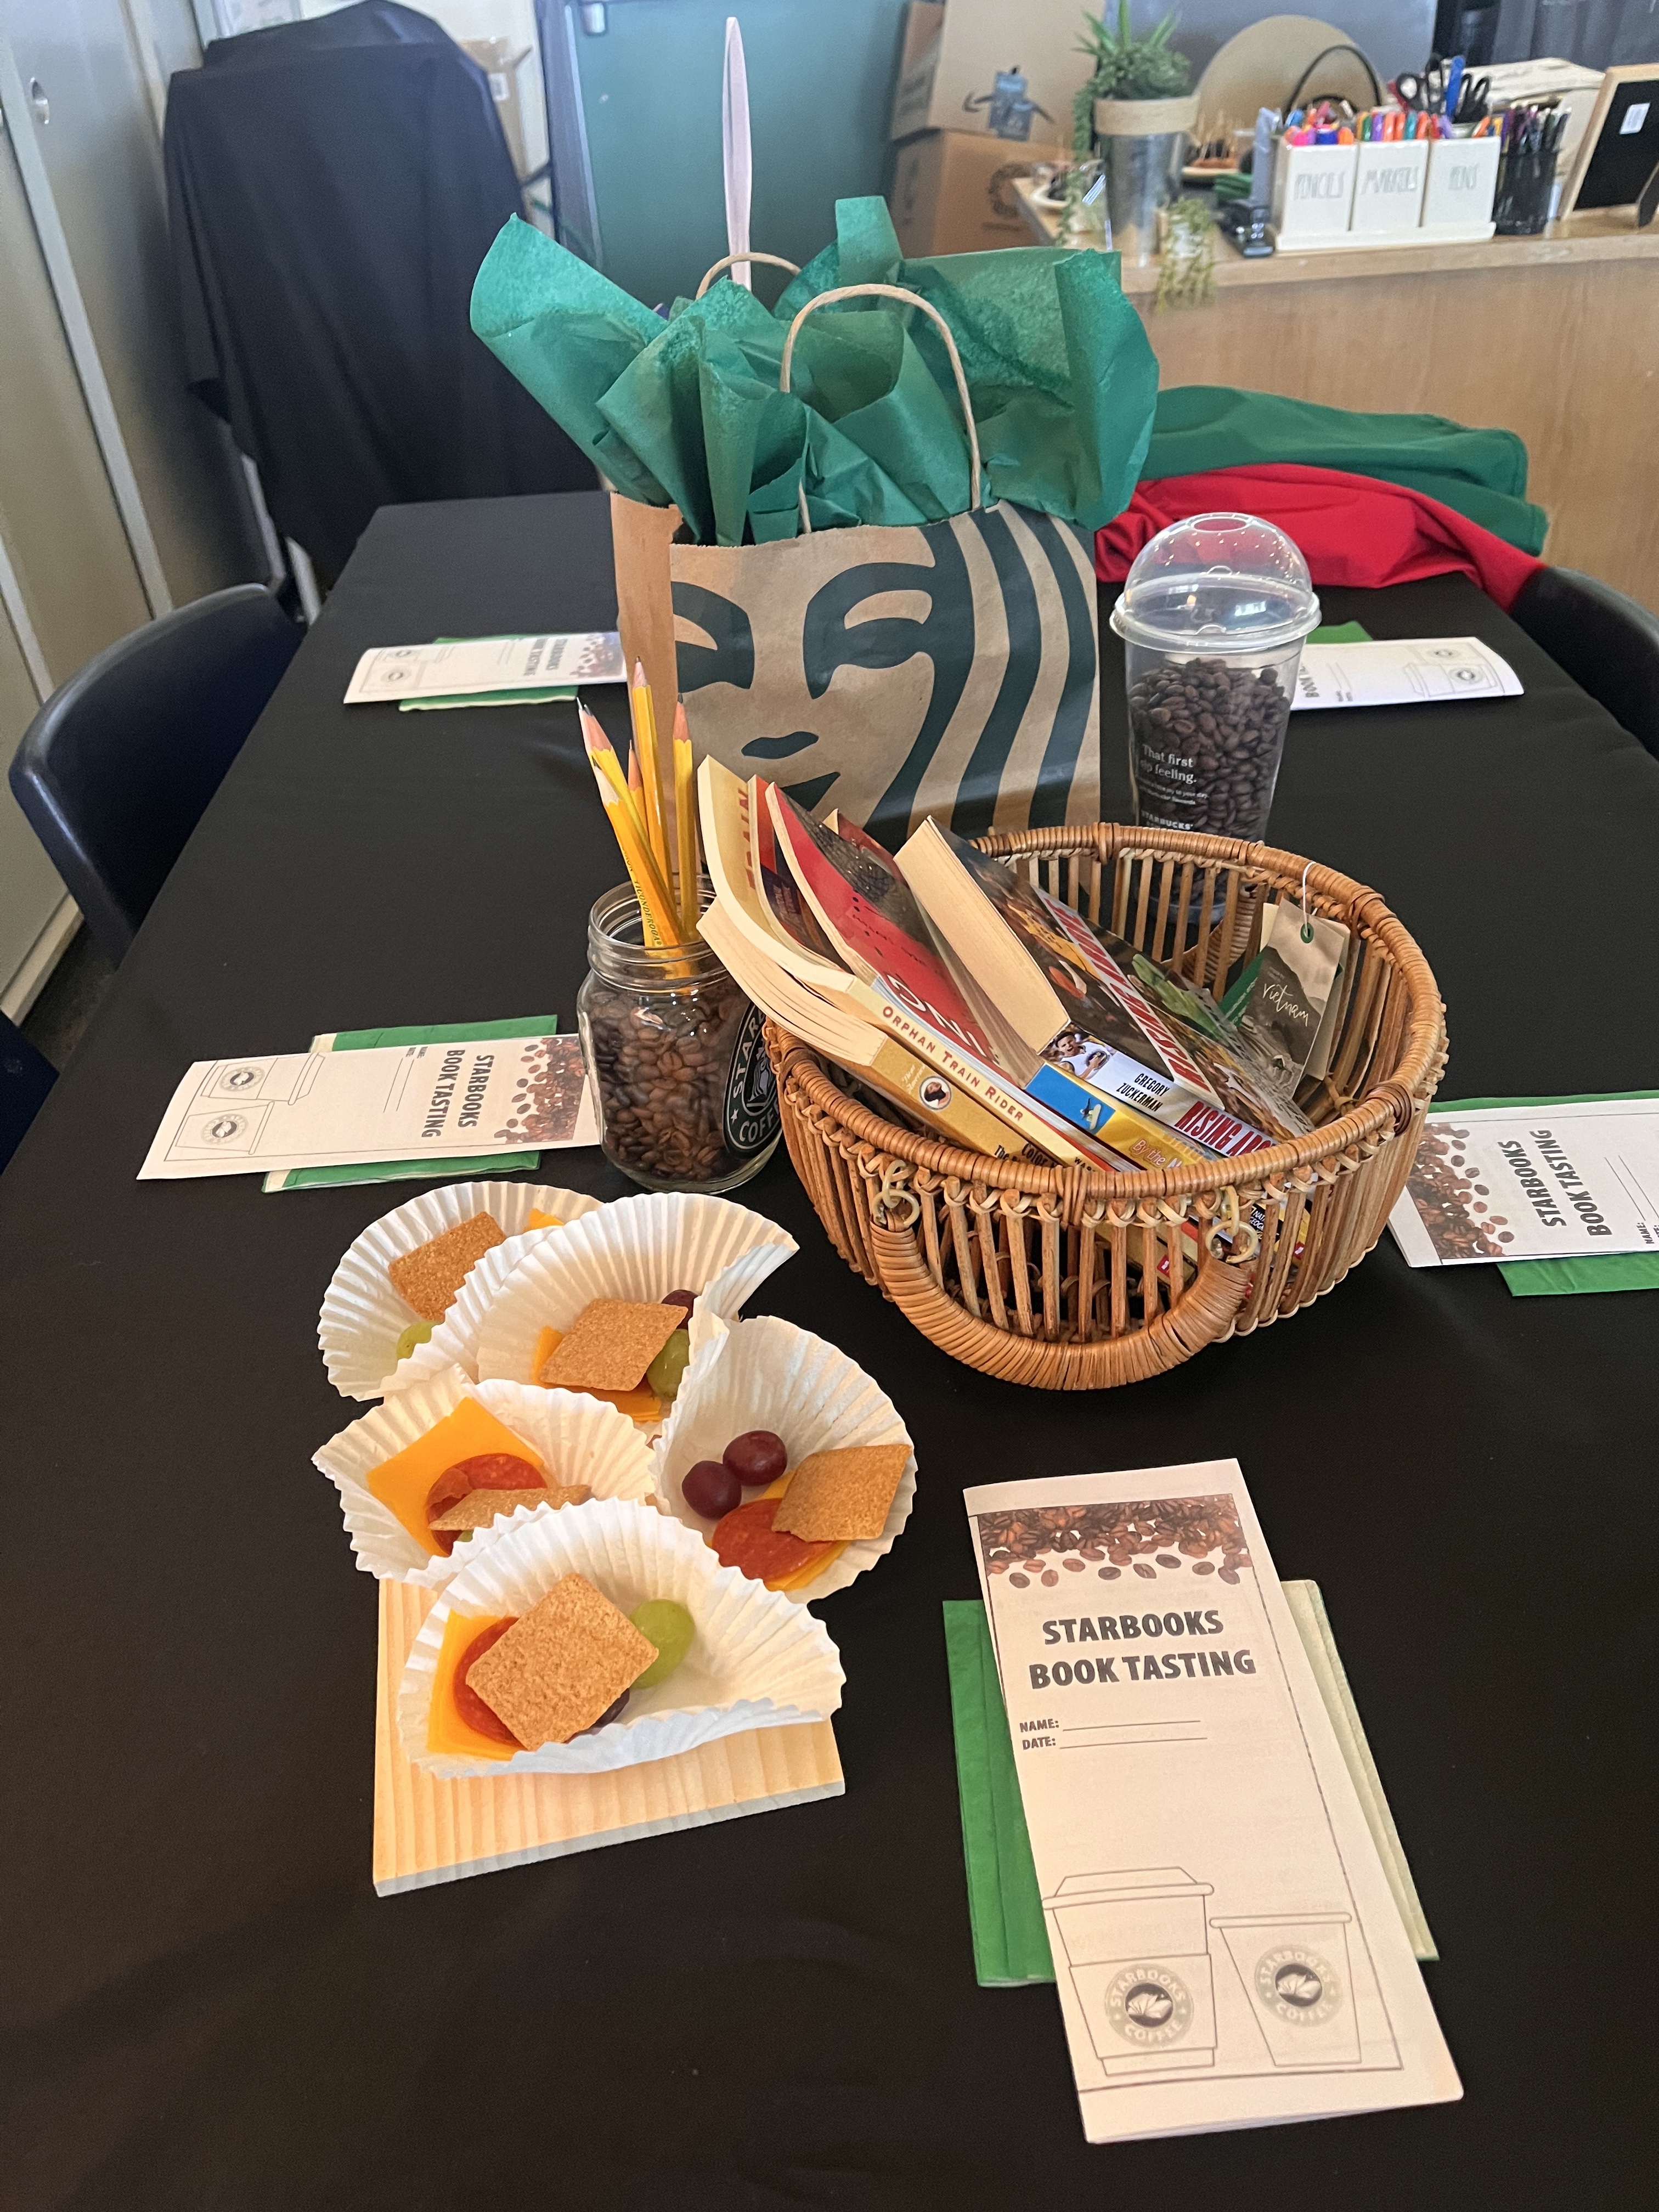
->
[366,1396,545,1556]
[427,1609,518,1760]
[532,1325,661,1423]
[526,1210,565,1231]
[754,1470,845,1592]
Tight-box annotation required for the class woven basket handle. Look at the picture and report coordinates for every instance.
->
[778,281,983,535]
[695,251,803,297]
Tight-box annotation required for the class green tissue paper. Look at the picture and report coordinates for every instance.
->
[470,199,1158,546]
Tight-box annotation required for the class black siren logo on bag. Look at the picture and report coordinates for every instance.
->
[723,1002,780,1155]
[673,503,1101,846]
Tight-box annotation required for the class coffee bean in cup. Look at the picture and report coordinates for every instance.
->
[1127,657,1292,839]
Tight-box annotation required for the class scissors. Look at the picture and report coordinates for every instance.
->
[1393,60,1440,113]
[1455,72,1491,123]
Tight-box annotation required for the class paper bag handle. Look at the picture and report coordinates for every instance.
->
[778,282,984,534]
[695,252,802,297]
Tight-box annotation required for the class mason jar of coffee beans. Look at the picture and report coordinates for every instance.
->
[1109,512,1321,843]
[577,883,780,1193]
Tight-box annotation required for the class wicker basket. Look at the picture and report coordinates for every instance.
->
[767,824,1447,1390]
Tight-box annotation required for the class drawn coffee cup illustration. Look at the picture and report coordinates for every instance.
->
[1043,1869,1217,2080]
[1211,1912,1364,2067]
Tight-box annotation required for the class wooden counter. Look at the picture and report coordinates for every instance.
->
[1015,184,1659,607]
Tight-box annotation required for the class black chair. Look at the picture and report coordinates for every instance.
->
[8,585,300,964]
[0,1012,56,1175]
[1510,567,1659,761]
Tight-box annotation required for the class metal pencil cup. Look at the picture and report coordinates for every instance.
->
[1492,142,1558,235]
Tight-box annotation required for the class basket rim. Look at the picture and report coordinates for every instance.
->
[768,823,1447,1206]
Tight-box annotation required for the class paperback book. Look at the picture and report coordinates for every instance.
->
[895,820,1307,1154]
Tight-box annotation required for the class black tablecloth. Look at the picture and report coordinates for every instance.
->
[4,492,1654,2212]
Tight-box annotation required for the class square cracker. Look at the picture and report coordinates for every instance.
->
[465,1573,657,1747]
[771,1444,910,1542]
[388,1213,505,1322]
[537,1299,684,1392]
[427,1484,591,1531]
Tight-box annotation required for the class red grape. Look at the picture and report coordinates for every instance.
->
[661,1288,697,1312]
[682,1459,741,1519]
[723,1430,788,1487]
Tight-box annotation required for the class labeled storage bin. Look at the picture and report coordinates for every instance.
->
[1269,140,1357,245]
[768,823,1446,1391]
[1350,138,1430,237]
[1422,132,1500,238]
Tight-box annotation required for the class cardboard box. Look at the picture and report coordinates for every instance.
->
[890,0,1092,145]
[889,128,1060,255]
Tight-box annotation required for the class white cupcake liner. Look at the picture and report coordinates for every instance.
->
[472,1192,796,1401]
[654,1315,917,1604]
[313,1369,655,1587]
[399,1493,843,1777]
[319,1181,605,1401]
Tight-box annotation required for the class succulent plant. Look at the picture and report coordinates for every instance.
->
[1074,4,1193,151]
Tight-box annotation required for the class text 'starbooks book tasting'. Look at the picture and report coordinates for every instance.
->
[1390,1096,1659,1266]
[966,1460,1460,2145]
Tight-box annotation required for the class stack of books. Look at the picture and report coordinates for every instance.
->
[696,763,1310,1174]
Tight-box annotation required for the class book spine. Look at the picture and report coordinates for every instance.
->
[859,1039,1031,1158]
[1029,1058,1271,1159]
[847,984,1109,1168]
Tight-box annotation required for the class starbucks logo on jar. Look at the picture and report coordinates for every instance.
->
[1104,1964,1193,2046]
[1254,1945,1343,2027]
[723,1002,780,1155]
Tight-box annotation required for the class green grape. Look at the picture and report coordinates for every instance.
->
[645,1327,691,1402]
[393,1318,434,1364]
[629,1600,695,1686]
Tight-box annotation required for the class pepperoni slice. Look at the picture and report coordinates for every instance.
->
[453,1619,521,1743]
[710,1497,837,1585]
[425,1452,545,1551]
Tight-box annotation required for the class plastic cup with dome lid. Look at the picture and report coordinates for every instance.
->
[1110,512,1321,842]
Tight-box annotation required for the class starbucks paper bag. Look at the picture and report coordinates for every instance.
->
[668,497,1101,845]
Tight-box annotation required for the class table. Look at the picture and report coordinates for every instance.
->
[1015,181,1659,610]
[5,490,1654,2211]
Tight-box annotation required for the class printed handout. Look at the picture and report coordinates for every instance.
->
[139,1036,597,1179]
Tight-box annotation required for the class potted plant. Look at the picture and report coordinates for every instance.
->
[1075,4,1198,263]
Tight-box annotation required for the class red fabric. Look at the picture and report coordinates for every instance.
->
[1097,463,1544,611]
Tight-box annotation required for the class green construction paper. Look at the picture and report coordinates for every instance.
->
[943,1600,1054,1987]
[1307,620,1374,644]
[1142,386,1548,553]
[264,1017,555,1192]
[1433,1092,1659,1296]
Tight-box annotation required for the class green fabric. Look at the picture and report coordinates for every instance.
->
[264,1017,554,1192]
[1307,620,1373,644]
[1143,386,1549,554]
[1432,1092,1659,1297]
[470,202,1158,544]
[943,1601,1054,1987]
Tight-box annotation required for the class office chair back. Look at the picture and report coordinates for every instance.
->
[0,1012,57,1175]
[1511,566,1659,761]
[8,586,300,964]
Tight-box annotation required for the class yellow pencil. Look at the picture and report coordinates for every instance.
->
[579,707,679,944]
[630,660,671,881]
[673,698,698,939]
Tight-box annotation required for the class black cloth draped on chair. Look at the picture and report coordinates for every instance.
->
[164,2,590,584]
